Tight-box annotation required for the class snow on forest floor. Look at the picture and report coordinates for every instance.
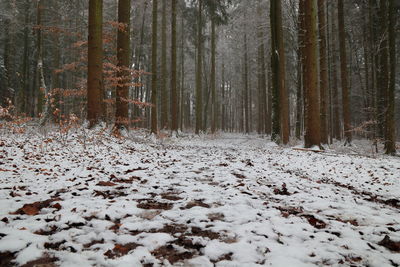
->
[0,127,400,267]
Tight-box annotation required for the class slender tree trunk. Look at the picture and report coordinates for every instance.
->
[303,0,321,148]
[296,0,305,140]
[87,0,103,127]
[338,0,352,145]
[330,3,341,140]
[114,0,131,131]
[211,18,217,134]
[37,0,50,126]
[318,0,328,144]
[270,0,289,143]
[244,32,249,134]
[160,0,168,129]
[21,0,30,115]
[257,3,267,135]
[2,14,11,107]
[170,0,178,133]
[195,0,203,134]
[221,62,225,131]
[179,11,185,131]
[278,5,289,143]
[385,0,396,154]
[151,0,158,134]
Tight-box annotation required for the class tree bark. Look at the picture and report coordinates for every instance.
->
[195,0,203,134]
[270,0,288,143]
[318,0,328,144]
[37,0,50,126]
[160,0,168,129]
[151,0,158,134]
[385,0,396,154]
[170,0,178,133]
[87,0,103,127]
[303,0,322,148]
[338,0,352,145]
[211,18,217,134]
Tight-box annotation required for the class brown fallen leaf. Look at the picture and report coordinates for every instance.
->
[12,198,61,216]
[52,203,62,211]
[97,181,117,187]
[22,205,39,216]
[378,235,400,252]
[303,215,327,229]
[104,243,140,258]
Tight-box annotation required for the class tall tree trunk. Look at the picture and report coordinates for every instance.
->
[338,0,352,145]
[114,0,131,131]
[244,32,249,134]
[385,0,396,154]
[378,0,389,141]
[21,0,31,115]
[160,0,168,129]
[87,0,103,127]
[303,0,321,148]
[330,3,341,140]
[296,0,305,140]
[221,62,226,131]
[170,0,178,133]
[270,0,289,143]
[2,14,11,108]
[211,18,217,134]
[318,0,328,144]
[151,0,158,134]
[179,9,185,131]
[257,0,267,135]
[195,0,203,134]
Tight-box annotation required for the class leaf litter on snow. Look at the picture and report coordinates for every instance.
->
[0,129,399,266]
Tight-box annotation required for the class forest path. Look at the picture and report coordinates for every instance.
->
[0,131,399,266]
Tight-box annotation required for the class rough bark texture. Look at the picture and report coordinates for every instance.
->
[377,0,389,141]
[330,3,341,140]
[244,32,249,134]
[87,0,103,128]
[385,0,396,155]
[195,0,203,134]
[151,0,158,134]
[114,0,131,130]
[160,0,168,129]
[211,18,217,134]
[318,0,328,144]
[338,0,352,145]
[303,0,321,148]
[170,0,178,133]
[270,0,288,143]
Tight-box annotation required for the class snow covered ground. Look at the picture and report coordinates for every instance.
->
[0,127,399,267]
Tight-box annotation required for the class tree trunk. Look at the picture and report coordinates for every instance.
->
[330,3,341,140]
[338,0,352,145]
[211,18,217,134]
[170,0,178,133]
[385,0,396,154]
[257,0,267,135]
[318,0,328,144]
[37,0,50,126]
[244,32,249,134]
[151,0,158,134]
[179,10,185,131]
[195,0,203,134]
[160,0,168,129]
[87,0,103,128]
[303,0,321,148]
[270,0,288,144]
